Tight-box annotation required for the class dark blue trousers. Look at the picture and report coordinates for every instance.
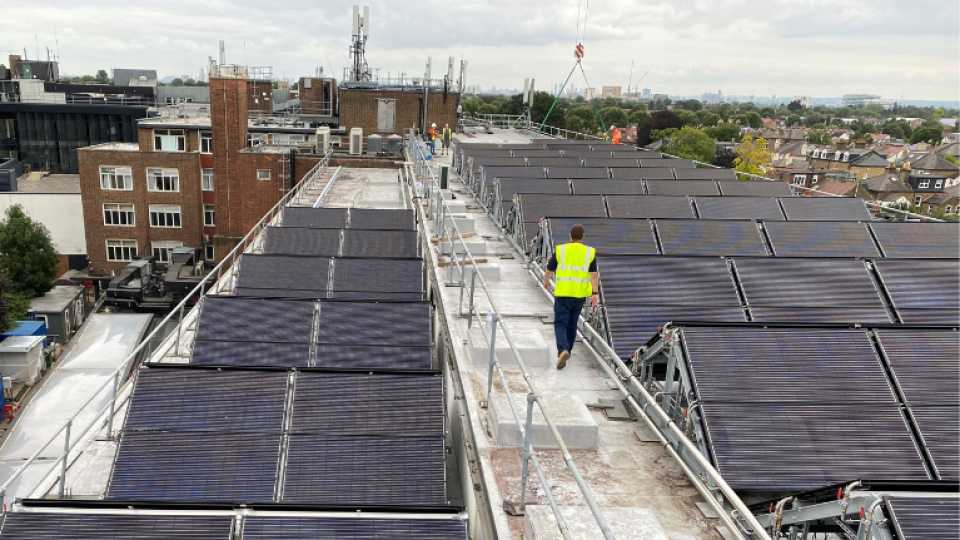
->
[554,296,586,355]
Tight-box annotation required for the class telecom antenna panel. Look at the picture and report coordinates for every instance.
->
[349,5,371,81]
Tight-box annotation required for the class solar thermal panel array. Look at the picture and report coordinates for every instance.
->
[0,513,234,540]
[655,220,768,256]
[885,496,960,540]
[873,259,960,325]
[870,222,960,258]
[241,517,469,540]
[547,218,658,256]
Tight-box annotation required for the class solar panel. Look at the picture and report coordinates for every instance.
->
[908,408,960,481]
[605,305,745,358]
[341,230,419,258]
[241,517,468,540]
[282,435,446,505]
[545,167,609,179]
[523,157,583,167]
[508,150,562,158]
[885,496,960,540]
[196,297,316,344]
[234,288,325,299]
[875,329,959,405]
[125,369,288,433]
[613,149,652,157]
[764,222,880,257]
[645,180,720,196]
[515,194,607,223]
[482,166,545,180]
[700,402,929,490]
[694,197,786,220]
[328,291,425,301]
[191,340,310,367]
[583,158,640,168]
[734,258,890,323]
[871,223,960,258]
[571,180,646,195]
[779,197,872,221]
[468,157,526,177]
[108,431,280,502]
[641,158,695,168]
[314,344,432,370]
[673,168,737,180]
[548,218,657,255]
[264,227,341,256]
[717,180,794,197]
[237,255,330,292]
[655,220,768,256]
[0,513,234,540]
[606,195,694,219]
[348,209,415,230]
[282,207,348,229]
[331,258,423,294]
[682,327,893,403]
[291,373,443,436]
[872,259,960,324]
[317,302,431,348]
[558,149,614,158]
[610,167,675,180]
[496,178,570,201]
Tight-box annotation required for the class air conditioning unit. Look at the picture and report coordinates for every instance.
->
[349,128,363,155]
[316,126,331,154]
[297,142,316,154]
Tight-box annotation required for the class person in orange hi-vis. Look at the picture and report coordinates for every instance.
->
[610,125,622,145]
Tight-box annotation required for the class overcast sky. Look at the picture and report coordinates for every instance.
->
[6,0,959,100]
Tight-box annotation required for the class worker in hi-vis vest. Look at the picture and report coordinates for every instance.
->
[441,124,453,155]
[542,224,598,370]
[610,125,622,145]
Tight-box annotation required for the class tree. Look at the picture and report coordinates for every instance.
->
[676,109,699,126]
[1,287,31,333]
[627,110,650,126]
[171,78,184,87]
[662,127,716,163]
[911,125,944,144]
[95,69,110,84]
[602,97,618,108]
[703,123,742,142]
[0,205,59,297]
[636,110,685,147]
[806,128,830,145]
[696,110,720,127]
[712,146,738,168]
[786,114,801,127]
[743,111,763,129]
[477,103,499,115]
[734,135,773,177]
[566,116,585,133]
[944,154,959,165]
[598,106,628,128]
[530,91,566,129]
[184,78,197,86]
[787,99,803,113]
[675,99,702,111]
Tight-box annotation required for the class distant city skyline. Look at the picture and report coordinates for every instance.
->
[6,0,958,101]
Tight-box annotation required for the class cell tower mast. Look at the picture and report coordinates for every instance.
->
[349,5,371,81]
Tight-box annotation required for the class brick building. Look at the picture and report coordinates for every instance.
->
[338,87,458,136]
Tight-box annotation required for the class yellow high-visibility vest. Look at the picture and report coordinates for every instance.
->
[554,242,595,298]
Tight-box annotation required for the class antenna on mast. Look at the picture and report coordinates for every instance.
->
[349,5,371,81]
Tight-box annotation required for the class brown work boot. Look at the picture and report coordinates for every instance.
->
[557,350,570,370]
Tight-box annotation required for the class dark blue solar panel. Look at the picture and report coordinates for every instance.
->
[779,197,872,221]
[910,407,959,481]
[871,223,960,258]
[341,230,419,258]
[241,517,468,540]
[496,178,570,201]
[571,180,646,195]
[282,435,446,506]
[873,260,960,322]
[694,197,786,220]
[317,302,431,347]
[605,195,694,219]
[331,258,423,294]
[545,167,608,179]
[610,167,674,180]
[125,369,287,433]
[717,180,794,197]
[672,167,737,179]
[348,209,415,230]
[644,180,720,196]
[264,227,341,256]
[0,513,234,540]
[655,220,768,256]
[886,496,960,540]
[516,194,608,223]
[291,373,443,436]
[548,218,657,255]
[196,297,316,344]
[237,255,330,291]
[191,340,310,367]
[875,329,959,405]
[764,222,880,257]
[282,207,348,229]
[605,304,745,358]
[234,288,326,299]
[314,345,432,370]
[108,431,279,502]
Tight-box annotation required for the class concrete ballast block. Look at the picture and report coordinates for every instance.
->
[488,391,598,449]
[524,505,668,540]
[469,327,550,368]
[452,262,500,282]
[439,239,486,255]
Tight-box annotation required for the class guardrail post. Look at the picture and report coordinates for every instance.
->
[447,228,457,286]
[519,392,536,512]
[174,302,185,356]
[466,271,478,325]
[58,420,72,498]
[486,311,497,403]
[106,371,119,440]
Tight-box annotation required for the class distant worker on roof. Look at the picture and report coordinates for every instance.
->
[441,123,453,156]
[542,224,598,370]
[610,125,621,145]
[428,123,438,155]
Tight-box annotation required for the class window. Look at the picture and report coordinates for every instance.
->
[154,129,185,151]
[204,204,215,226]
[927,205,934,213]
[152,241,183,263]
[100,167,133,190]
[812,174,819,184]
[205,244,215,260]
[107,239,138,261]
[202,169,214,191]
[34,314,48,328]
[149,204,182,228]
[915,196,923,205]
[257,169,271,181]
[147,168,179,191]
[842,152,849,162]
[919,180,930,189]
[946,206,952,214]
[103,203,135,226]
[792,174,806,186]
[935,180,943,188]
[200,131,212,153]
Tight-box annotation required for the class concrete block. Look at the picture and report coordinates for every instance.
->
[439,239,486,255]
[444,200,467,213]
[524,505,668,540]
[451,216,475,234]
[469,326,550,368]
[488,391,598,449]
[452,262,500,282]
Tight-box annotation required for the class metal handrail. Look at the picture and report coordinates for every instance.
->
[407,135,614,540]
[0,150,335,507]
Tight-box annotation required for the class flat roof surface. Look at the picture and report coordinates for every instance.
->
[16,174,80,193]
[29,286,83,313]
[83,142,140,152]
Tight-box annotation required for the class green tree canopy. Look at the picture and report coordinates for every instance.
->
[636,110,685,147]
[806,128,830,145]
[530,91,566,129]
[787,99,803,112]
[703,123,742,142]
[786,114,802,127]
[598,106,628,128]
[0,205,59,297]
[696,110,721,127]
[675,99,703,111]
[712,147,738,168]
[171,78,184,86]
[743,111,763,129]
[734,135,773,177]
[627,110,650,126]
[661,127,716,163]
[95,69,110,84]
[911,125,944,144]
[676,109,699,126]
[602,97,618,108]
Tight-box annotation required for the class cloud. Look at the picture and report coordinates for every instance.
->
[4,0,958,100]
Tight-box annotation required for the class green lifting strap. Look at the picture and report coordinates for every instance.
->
[579,62,606,133]
[534,62,579,139]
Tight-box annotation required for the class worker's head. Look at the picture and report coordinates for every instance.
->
[570,224,585,242]
[444,123,449,128]
[610,125,616,130]
[432,123,437,128]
